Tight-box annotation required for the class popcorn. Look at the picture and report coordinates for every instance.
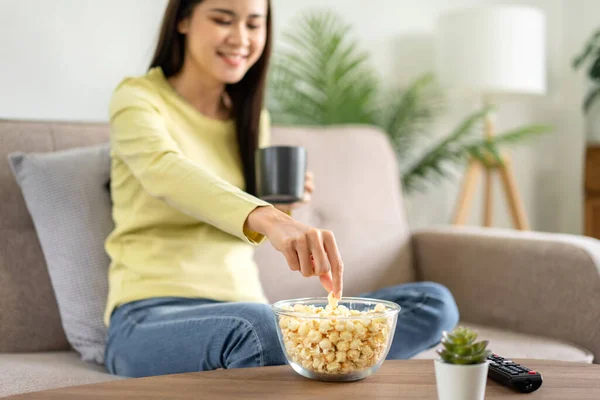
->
[328,331,340,343]
[278,294,392,375]
[336,340,350,352]
[306,330,322,343]
[287,319,300,332]
[319,338,334,351]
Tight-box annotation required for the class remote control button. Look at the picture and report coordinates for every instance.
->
[528,371,537,374]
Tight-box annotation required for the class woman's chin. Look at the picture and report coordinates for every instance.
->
[220,74,246,84]
[213,67,250,85]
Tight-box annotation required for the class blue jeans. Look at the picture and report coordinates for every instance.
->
[104,282,459,377]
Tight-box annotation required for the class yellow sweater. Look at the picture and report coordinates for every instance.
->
[103,67,272,326]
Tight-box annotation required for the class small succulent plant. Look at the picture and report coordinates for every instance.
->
[436,326,491,365]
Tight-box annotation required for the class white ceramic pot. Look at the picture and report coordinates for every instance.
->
[434,359,490,400]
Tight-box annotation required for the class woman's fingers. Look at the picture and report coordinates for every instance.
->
[322,230,344,299]
[295,237,313,277]
[305,181,314,194]
[319,272,334,293]
[305,171,315,193]
[307,229,331,277]
[283,240,300,272]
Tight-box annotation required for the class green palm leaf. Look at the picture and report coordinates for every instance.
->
[402,120,552,192]
[401,107,491,191]
[375,73,445,161]
[267,9,379,125]
[572,28,600,69]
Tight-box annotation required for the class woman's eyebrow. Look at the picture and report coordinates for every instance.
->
[209,8,265,18]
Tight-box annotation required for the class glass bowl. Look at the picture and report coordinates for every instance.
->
[271,297,400,382]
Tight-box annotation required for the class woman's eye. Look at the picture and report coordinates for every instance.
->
[213,19,232,26]
[248,24,261,30]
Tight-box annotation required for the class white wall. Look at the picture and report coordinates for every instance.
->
[0,0,166,121]
[1,0,597,235]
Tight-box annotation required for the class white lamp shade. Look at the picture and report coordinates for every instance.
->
[435,5,546,95]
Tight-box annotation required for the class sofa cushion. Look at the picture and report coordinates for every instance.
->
[0,120,109,354]
[8,143,113,364]
[411,321,594,363]
[0,351,121,398]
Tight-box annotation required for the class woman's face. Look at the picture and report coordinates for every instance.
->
[178,0,268,85]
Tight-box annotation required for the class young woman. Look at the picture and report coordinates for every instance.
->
[103,0,459,377]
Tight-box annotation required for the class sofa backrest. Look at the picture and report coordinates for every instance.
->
[0,119,413,353]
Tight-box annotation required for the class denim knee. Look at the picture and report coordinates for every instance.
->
[233,303,287,367]
[421,281,460,336]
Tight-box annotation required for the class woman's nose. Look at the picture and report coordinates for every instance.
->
[227,23,250,47]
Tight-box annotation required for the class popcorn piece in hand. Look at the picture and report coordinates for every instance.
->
[327,291,339,309]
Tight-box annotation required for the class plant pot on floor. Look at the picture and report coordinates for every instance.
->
[434,359,490,400]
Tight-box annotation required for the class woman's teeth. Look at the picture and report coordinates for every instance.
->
[218,52,247,66]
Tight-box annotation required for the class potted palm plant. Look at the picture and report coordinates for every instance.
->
[267,9,551,194]
[434,326,491,400]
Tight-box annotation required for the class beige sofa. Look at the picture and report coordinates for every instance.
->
[1,119,599,398]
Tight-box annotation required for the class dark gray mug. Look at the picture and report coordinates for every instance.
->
[255,146,307,204]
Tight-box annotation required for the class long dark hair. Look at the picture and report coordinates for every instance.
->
[149,0,272,196]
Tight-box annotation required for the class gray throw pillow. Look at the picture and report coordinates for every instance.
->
[8,143,112,364]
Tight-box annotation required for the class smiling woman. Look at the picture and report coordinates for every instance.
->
[102,0,459,379]
[102,0,347,378]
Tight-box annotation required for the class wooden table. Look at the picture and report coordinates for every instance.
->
[7,359,600,399]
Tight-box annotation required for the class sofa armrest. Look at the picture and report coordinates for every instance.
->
[411,226,600,363]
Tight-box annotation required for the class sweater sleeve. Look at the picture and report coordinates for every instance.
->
[109,81,271,245]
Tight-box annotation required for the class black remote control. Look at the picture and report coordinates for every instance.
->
[487,353,543,393]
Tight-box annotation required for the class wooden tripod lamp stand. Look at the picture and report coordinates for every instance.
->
[453,107,530,229]
[435,5,547,230]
